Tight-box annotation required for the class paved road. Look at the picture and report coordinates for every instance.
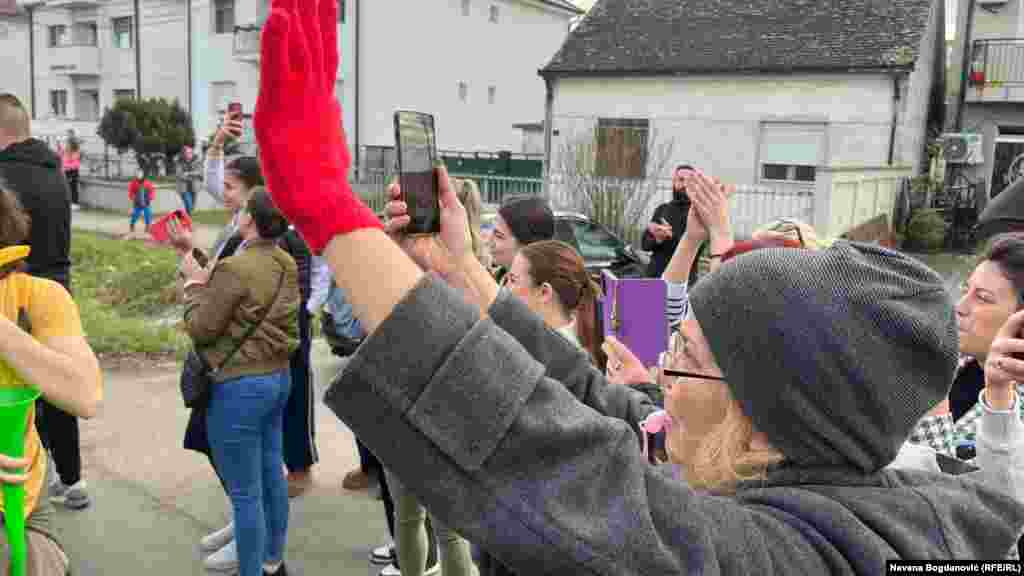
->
[65,210,393,575]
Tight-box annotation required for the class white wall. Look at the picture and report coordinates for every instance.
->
[0,13,30,110]
[549,74,897,187]
[897,0,940,175]
[357,0,573,153]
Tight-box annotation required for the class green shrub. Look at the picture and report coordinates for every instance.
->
[905,209,948,252]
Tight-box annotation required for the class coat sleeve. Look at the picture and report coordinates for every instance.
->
[323,276,833,576]
[183,260,246,346]
[487,288,660,435]
[641,205,664,251]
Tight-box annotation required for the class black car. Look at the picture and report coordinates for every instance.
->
[481,210,649,279]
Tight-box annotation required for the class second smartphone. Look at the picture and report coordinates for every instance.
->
[394,110,441,235]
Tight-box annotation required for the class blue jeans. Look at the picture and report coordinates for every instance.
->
[130,205,152,228]
[181,190,195,215]
[207,370,292,576]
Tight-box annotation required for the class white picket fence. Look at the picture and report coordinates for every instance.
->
[354,166,909,244]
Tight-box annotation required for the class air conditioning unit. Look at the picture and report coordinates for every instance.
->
[943,133,985,164]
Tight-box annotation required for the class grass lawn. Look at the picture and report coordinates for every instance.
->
[71,231,189,358]
[188,209,233,228]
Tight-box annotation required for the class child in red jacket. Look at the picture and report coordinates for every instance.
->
[128,169,155,233]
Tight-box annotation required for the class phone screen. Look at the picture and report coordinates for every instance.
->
[394,111,440,235]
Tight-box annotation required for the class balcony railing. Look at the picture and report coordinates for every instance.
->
[970,39,1024,87]
[233,24,261,61]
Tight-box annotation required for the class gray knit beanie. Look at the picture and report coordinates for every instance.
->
[687,241,957,472]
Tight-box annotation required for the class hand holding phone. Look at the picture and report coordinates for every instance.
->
[394,111,440,235]
[227,102,244,136]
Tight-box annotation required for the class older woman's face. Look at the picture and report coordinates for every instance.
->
[956,260,1019,360]
[662,317,729,463]
[223,173,248,213]
[492,215,521,268]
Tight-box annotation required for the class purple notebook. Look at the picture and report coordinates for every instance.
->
[600,270,668,368]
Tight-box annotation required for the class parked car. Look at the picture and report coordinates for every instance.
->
[480,209,649,279]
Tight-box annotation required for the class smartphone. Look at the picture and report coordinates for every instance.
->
[228,102,244,135]
[394,110,440,235]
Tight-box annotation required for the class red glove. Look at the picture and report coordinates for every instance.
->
[254,0,381,254]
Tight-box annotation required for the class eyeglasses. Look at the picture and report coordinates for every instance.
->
[656,331,725,390]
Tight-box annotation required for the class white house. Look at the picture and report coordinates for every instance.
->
[948,0,1024,200]
[2,0,580,170]
[202,0,581,175]
[539,0,946,236]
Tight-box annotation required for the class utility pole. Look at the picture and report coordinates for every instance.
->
[27,3,37,118]
[134,0,141,99]
[953,0,977,131]
[186,0,192,115]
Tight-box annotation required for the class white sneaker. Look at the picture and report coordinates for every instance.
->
[204,539,238,573]
[379,560,440,576]
[370,542,395,565]
[200,522,235,553]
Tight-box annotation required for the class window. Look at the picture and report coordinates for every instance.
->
[113,17,133,49]
[48,25,69,47]
[458,81,468,102]
[76,89,99,121]
[113,89,135,101]
[489,4,499,22]
[73,22,97,46]
[214,0,235,34]
[49,90,67,117]
[569,220,625,262]
[488,85,496,104]
[758,122,825,183]
[461,0,470,16]
[595,118,649,178]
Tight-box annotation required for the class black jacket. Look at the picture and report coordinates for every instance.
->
[641,198,692,280]
[0,139,71,288]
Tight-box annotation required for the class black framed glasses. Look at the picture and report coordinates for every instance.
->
[656,349,726,387]
[660,368,725,381]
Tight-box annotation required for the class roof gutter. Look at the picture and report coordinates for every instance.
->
[888,72,903,165]
[539,64,916,80]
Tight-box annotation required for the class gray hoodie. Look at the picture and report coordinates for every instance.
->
[324,276,1024,575]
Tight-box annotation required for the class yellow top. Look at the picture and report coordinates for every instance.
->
[0,269,82,518]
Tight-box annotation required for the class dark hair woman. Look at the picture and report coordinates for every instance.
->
[508,240,603,366]
[181,187,300,576]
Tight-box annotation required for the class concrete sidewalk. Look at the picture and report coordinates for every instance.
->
[65,209,394,576]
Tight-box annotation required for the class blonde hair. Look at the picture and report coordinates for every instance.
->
[672,382,785,494]
[753,218,833,250]
[452,178,490,267]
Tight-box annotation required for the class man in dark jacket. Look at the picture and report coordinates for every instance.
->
[0,93,89,510]
[642,164,698,281]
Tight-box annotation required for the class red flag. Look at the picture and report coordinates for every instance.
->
[0,0,17,15]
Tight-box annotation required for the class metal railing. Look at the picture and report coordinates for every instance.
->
[972,39,1024,86]
[354,170,817,243]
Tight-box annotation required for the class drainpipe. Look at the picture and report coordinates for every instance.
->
[353,0,360,178]
[888,73,902,166]
[954,0,977,131]
[27,4,37,119]
[186,0,192,116]
[542,75,554,195]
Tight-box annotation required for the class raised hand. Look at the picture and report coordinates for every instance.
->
[984,309,1024,410]
[254,0,381,254]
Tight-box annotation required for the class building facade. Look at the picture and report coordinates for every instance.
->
[951,0,1024,199]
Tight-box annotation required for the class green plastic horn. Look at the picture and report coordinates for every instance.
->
[0,385,39,576]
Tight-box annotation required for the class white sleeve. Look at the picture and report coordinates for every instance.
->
[206,156,226,205]
[972,387,1024,503]
[665,281,689,331]
[306,256,333,314]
